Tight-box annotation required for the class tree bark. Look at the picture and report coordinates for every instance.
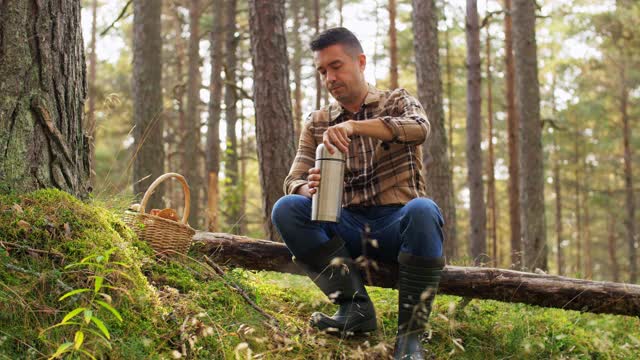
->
[606,189,620,282]
[0,0,90,198]
[314,0,322,110]
[412,0,457,262]
[388,0,399,89]
[553,133,564,276]
[290,0,303,147]
[132,0,165,210]
[503,0,521,269]
[620,67,636,283]
[248,0,296,241]
[87,0,98,189]
[193,232,640,317]
[224,0,241,231]
[513,0,547,271]
[574,133,582,275]
[465,0,487,265]
[485,20,498,267]
[206,0,224,232]
[184,0,202,228]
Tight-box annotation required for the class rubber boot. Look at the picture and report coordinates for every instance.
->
[393,252,445,359]
[294,236,377,336]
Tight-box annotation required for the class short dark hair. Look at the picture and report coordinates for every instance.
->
[310,27,364,57]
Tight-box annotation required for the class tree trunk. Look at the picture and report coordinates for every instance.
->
[338,0,344,27]
[503,0,521,269]
[551,75,564,276]
[194,232,640,317]
[170,5,187,212]
[620,67,637,283]
[248,0,297,241]
[485,20,498,267]
[0,0,90,197]
[606,189,620,282]
[553,133,564,276]
[224,0,241,231]
[314,0,322,110]
[445,16,454,173]
[87,0,98,189]
[388,0,399,89]
[574,134,582,276]
[133,0,165,210]
[465,0,487,265]
[290,0,303,147]
[206,0,224,232]
[412,0,457,262]
[513,0,546,272]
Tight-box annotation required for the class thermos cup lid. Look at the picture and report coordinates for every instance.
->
[316,143,346,161]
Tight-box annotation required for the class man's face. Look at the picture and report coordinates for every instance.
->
[313,44,367,106]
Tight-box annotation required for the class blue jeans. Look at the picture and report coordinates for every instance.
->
[271,195,444,263]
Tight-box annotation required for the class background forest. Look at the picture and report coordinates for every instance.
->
[86,0,638,282]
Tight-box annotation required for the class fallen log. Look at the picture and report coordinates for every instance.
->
[193,231,640,317]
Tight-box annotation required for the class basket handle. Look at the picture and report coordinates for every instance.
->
[140,173,190,225]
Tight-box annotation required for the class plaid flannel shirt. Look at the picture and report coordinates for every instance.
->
[284,84,429,207]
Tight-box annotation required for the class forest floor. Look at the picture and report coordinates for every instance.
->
[1,189,639,359]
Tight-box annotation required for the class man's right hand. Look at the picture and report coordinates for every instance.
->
[296,167,321,198]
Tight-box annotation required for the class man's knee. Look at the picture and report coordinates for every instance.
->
[271,194,310,226]
[405,198,444,226]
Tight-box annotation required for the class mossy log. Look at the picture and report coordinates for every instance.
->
[193,231,640,317]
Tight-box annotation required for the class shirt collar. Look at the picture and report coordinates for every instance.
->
[328,83,382,122]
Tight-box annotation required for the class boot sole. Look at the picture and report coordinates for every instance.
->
[311,317,378,336]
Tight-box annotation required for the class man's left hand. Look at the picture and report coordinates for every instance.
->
[323,120,354,154]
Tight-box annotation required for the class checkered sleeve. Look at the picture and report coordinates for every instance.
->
[379,89,430,145]
[283,114,317,195]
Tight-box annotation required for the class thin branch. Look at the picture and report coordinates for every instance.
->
[99,0,133,36]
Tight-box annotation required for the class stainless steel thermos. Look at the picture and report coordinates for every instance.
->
[311,144,346,222]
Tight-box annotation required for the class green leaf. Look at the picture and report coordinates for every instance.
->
[104,247,117,262]
[65,262,101,270]
[78,349,97,360]
[62,307,86,324]
[59,288,91,301]
[48,342,73,359]
[96,255,104,263]
[90,316,110,340]
[40,322,81,335]
[80,254,98,263]
[84,309,93,324]
[94,276,104,293]
[73,331,84,350]
[83,328,112,349]
[110,261,131,268]
[96,300,122,322]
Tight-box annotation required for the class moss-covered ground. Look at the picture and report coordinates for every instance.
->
[0,189,638,359]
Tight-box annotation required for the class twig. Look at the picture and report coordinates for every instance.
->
[202,255,280,328]
[0,241,64,258]
[4,263,73,292]
[100,0,133,36]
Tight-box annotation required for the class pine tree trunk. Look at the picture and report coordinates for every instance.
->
[0,0,90,197]
[133,0,165,210]
[606,190,620,282]
[314,0,322,109]
[290,0,303,147]
[389,0,399,89]
[224,0,241,231]
[184,0,202,228]
[465,0,487,265]
[574,135,582,276]
[513,0,547,272]
[87,0,98,188]
[551,75,563,276]
[338,0,344,27]
[445,18,454,173]
[206,0,224,232]
[412,0,457,262]
[620,67,636,283]
[248,0,296,241]
[504,0,521,269]
[485,21,498,267]
[170,5,187,212]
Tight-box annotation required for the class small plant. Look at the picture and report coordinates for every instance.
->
[40,247,130,359]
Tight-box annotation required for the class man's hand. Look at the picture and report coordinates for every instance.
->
[295,167,321,198]
[323,121,354,154]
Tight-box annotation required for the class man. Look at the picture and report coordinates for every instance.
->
[271,27,445,360]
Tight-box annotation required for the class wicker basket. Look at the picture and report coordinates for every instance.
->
[123,173,195,256]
